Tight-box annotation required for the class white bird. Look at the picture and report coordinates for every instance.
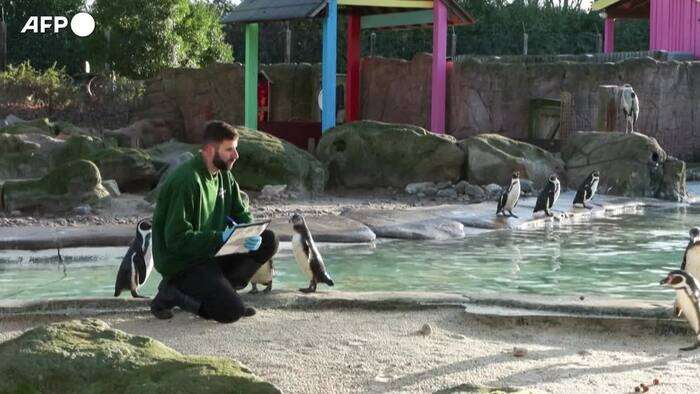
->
[620,84,639,134]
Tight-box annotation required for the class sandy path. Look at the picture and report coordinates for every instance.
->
[2,307,699,393]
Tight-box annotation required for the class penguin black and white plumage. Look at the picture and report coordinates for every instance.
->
[660,270,700,351]
[621,84,640,134]
[533,174,560,217]
[496,171,521,218]
[674,228,700,316]
[249,259,274,294]
[114,219,153,298]
[573,170,600,209]
[290,213,334,293]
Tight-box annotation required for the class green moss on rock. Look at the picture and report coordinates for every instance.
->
[316,121,464,189]
[234,127,327,192]
[2,160,109,212]
[0,319,280,393]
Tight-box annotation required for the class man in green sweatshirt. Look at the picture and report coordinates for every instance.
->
[150,120,279,322]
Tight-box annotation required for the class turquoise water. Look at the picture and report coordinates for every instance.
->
[1,205,698,301]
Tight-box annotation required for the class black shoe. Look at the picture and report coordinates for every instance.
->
[150,281,176,320]
[243,307,256,317]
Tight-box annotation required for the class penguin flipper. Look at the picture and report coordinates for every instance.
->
[114,263,131,298]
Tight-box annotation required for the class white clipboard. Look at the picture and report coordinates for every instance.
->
[216,220,270,256]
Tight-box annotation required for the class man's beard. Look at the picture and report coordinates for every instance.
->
[213,151,232,172]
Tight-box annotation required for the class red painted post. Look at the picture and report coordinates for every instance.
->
[431,1,447,134]
[604,17,615,53]
[346,12,361,123]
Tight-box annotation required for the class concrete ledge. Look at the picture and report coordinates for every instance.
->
[1,291,690,337]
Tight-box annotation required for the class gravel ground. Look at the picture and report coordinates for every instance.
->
[0,190,480,228]
[2,308,699,393]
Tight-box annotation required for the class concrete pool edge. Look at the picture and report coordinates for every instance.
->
[0,291,690,336]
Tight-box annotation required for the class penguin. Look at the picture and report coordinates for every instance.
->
[673,228,700,316]
[681,228,700,277]
[114,219,153,298]
[533,174,561,217]
[573,170,600,209]
[660,270,700,351]
[249,259,274,294]
[496,171,521,218]
[290,213,334,293]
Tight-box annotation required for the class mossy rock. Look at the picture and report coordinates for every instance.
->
[234,127,327,192]
[2,160,110,212]
[0,118,57,136]
[55,135,159,193]
[316,121,464,189]
[458,134,565,189]
[0,318,280,393]
[562,131,686,201]
[0,133,62,179]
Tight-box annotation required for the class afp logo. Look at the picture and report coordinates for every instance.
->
[21,12,95,37]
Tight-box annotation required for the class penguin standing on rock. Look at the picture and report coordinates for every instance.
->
[533,174,561,217]
[496,171,521,218]
[114,219,154,298]
[249,259,274,294]
[660,270,700,351]
[573,170,600,209]
[290,213,334,293]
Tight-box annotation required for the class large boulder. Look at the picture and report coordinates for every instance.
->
[57,135,160,192]
[103,118,176,148]
[1,160,110,212]
[0,319,280,393]
[0,133,64,179]
[234,127,327,192]
[316,120,465,189]
[458,134,565,189]
[0,117,57,136]
[562,131,686,201]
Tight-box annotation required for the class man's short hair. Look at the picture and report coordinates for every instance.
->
[203,121,239,145]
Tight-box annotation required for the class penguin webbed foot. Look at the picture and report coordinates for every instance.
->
[249,284,259,294]
[299,281,317,293]
[262,282,272,294]
[680,342,700,351]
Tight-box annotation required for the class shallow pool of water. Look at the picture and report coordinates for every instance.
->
[1,205,698,301]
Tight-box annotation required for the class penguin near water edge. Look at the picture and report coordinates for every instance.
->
[290,213,335,293]
[496,171,521,218]
[114,218,154,298]
[661,270,700,351]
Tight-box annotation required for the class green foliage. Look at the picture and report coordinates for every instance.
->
[228,0,650,68]
[0,62,78,110]
[3,0,89,74]
[87,0,232,79]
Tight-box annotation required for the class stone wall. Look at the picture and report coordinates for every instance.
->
[133,63,321,142]
[361,55,700,161]
[134,57,700,160]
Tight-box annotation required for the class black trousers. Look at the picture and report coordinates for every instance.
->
[169,229,278,323]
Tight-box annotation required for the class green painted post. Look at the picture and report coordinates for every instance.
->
[245,23,259,130]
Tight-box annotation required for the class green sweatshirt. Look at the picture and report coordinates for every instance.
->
[152,154,252,279]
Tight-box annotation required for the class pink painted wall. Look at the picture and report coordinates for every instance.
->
[649,0,700,58]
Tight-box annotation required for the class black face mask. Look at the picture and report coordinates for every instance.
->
[213,150,230,172]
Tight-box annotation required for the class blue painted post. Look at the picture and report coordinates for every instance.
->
[321,0,337,132]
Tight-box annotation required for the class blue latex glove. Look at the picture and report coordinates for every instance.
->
[222,226,235,242]
[244,235,262,251]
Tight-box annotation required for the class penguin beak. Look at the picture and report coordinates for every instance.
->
[660,276,671,286]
